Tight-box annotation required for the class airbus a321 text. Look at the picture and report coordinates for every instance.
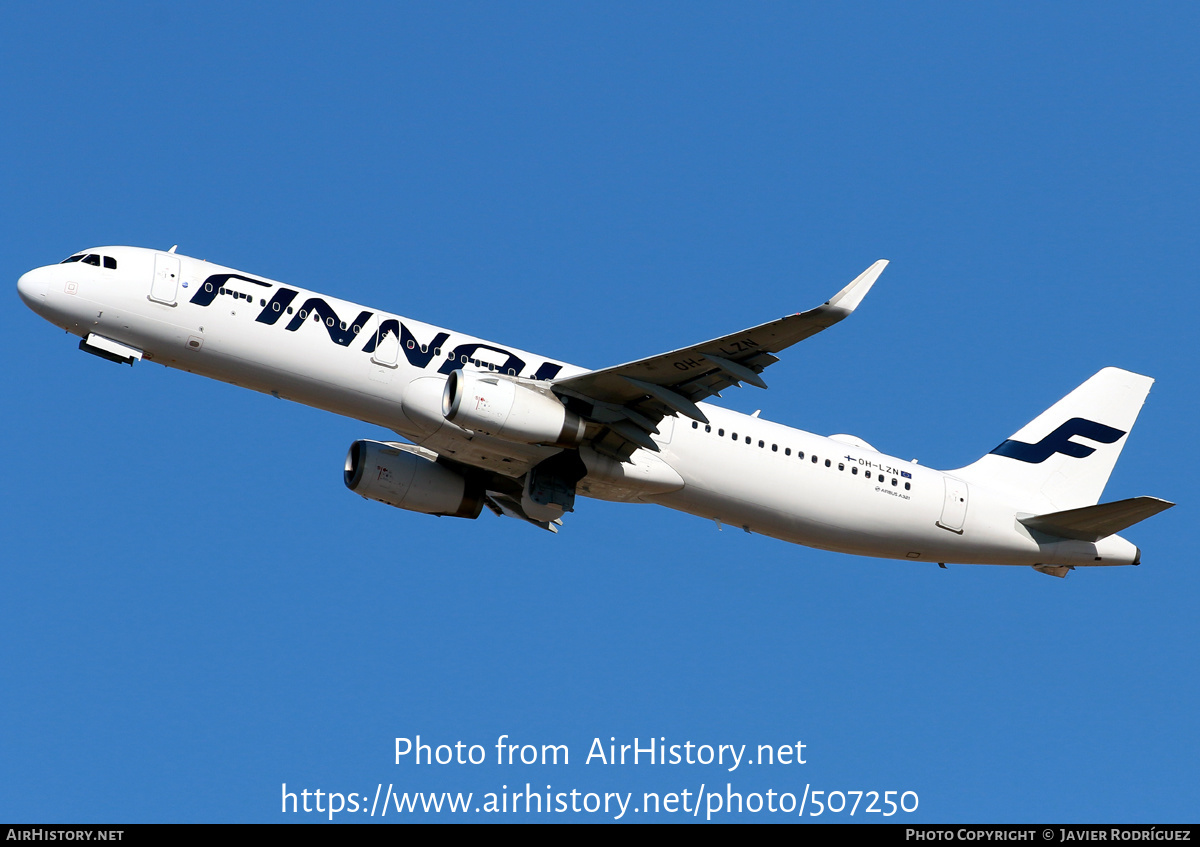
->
[18,247,1173,577]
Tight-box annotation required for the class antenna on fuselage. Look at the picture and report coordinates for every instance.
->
[167,245,178,253]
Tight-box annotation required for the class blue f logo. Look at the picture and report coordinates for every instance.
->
[990,417,1126,464]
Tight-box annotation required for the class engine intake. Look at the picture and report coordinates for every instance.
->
[442,369,585,448]
[344,440,483,519]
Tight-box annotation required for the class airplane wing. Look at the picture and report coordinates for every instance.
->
[553,260,888,459]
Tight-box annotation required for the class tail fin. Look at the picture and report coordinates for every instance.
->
[952,367,1154,511]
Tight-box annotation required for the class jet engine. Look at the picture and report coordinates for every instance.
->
[441,369,586,448]
[344,440,483,519]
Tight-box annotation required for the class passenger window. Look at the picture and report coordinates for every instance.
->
[825,459,831,467]
[758,440,764,448]
[771,444,777,452]
[811,455,818,464]
[718,429,725,437]
[705,425,711,433]
[838,463,844,471]
[732,432,737,440]
[785,448,791,456]
[866,471,872,479]
[692,421,698,429]
[892,478,898,486]
[83,254,100,266]
[745,436,751,444]
[797,451,804,460]
[852,467,859,475]
[904,482,911,490]
[103,256,117,270]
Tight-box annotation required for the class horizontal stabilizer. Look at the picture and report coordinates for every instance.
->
[1019,496,1174,542]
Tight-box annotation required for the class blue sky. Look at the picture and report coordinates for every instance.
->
[2,2,1196,823]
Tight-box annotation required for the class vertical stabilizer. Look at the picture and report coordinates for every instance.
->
[951,368,1154,511]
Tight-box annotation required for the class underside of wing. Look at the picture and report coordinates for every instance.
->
[552,260,887,459]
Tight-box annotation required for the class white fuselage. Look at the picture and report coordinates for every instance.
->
[17,246,1138,569]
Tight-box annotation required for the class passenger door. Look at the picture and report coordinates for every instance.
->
[937,476,969,533]
[150,253,180,305]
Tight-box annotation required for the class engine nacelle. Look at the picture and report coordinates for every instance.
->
[344,440,483,519]
[441,369,585,448]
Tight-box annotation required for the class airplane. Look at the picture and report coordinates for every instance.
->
[16,246,1173,577]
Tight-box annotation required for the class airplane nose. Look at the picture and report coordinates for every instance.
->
[17,268,48,309]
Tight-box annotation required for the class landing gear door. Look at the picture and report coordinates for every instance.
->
[150,253,180,305]
[937,476,969,534]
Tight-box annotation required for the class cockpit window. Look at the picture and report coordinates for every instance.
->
[60,253,117,268]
